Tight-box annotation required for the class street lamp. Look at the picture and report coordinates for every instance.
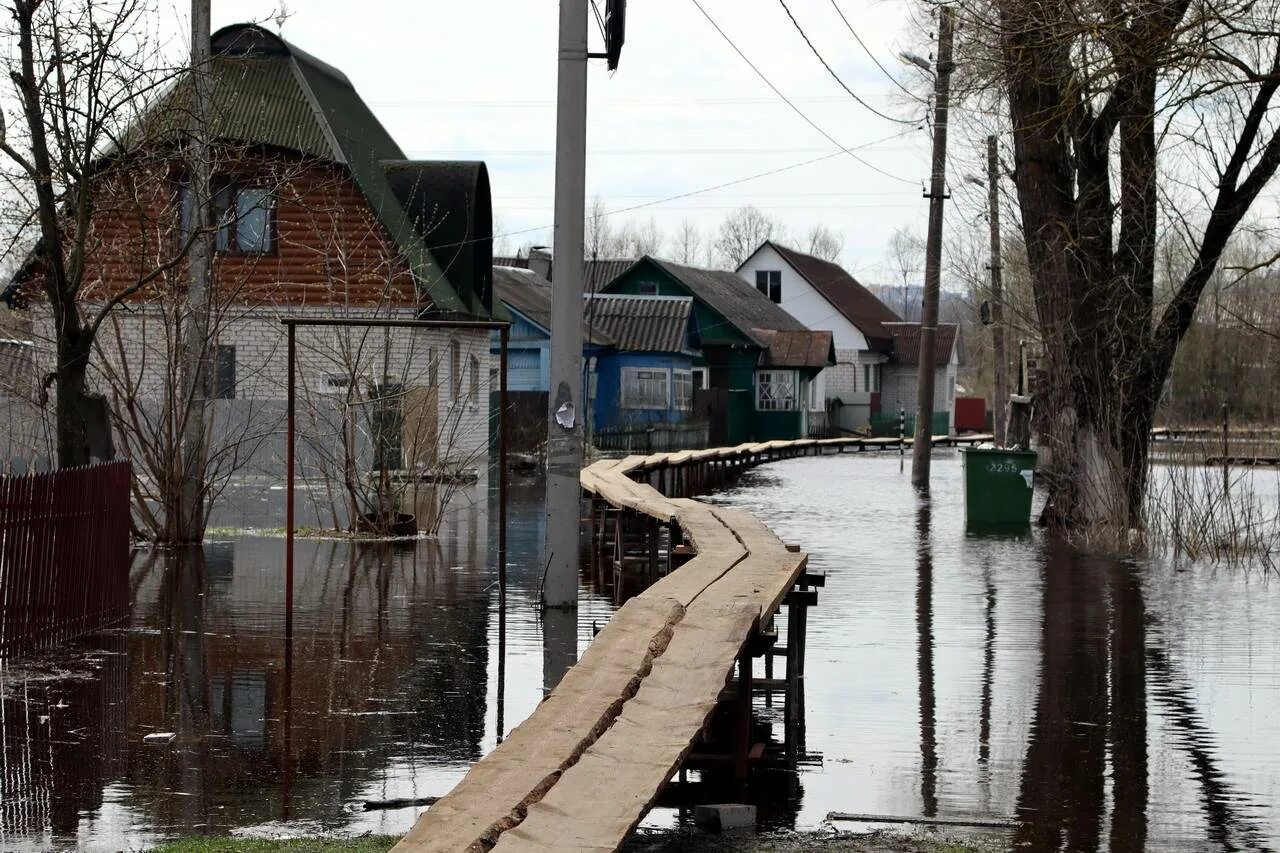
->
[899,51,933,72]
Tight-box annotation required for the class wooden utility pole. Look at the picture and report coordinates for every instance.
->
[910,7,955,490]
[986,135,1008,446]
[178,0,213,541]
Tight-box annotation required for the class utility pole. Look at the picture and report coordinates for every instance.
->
[910,6,955,490]
[986,135,1008,447]
[543,0,590,609]
[178,0,213,541]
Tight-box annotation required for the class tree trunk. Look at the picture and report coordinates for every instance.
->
[54,325,94,469]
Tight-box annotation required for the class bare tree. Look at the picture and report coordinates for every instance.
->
[887,226,924,320]
[951,0,1280,532]
[0,0,191,469]
[673,219,703,264]
[805,224,845,262]
[585,195,617,260]
[617,216,663,258]
[714,205,782,268]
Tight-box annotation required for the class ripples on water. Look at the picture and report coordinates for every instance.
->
[1,455,1277,850]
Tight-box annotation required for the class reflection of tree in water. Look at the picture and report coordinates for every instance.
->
[1013,543,1126,850]
[112,537,491,835]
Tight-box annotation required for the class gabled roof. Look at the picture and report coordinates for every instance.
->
[585,259,636,292]
[744,241,900,353]
[640,258,809,348]
[584,295,698,355]
[755,329,836,368]
[492,266,611,345]
[884,322,960,367]
[128,24,484,316]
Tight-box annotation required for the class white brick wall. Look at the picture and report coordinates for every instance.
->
[30,303,492,476]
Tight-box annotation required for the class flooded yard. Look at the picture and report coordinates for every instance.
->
[2,453,1278,850]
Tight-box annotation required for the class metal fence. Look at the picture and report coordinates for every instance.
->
[0,461,132,656]
[593,421,710,454]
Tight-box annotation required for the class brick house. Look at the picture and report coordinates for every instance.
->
[9,24,496,521]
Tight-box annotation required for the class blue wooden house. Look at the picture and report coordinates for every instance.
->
[585,294,701,432]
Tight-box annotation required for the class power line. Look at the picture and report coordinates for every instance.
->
[687,0,918,187]
[465,129,916,252]
[776,0,915,125]
[827,0,922,101]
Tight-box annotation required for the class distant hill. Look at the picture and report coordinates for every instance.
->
[866,284,971,324]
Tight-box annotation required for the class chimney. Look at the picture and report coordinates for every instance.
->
[528,248,552,281]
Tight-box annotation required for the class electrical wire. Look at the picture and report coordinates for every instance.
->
[688,0,919,187]
[776,0,915,125]
[827,0,923,101]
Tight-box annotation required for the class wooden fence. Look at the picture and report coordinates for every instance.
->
[0,461,132,657]
[593,421,710,454]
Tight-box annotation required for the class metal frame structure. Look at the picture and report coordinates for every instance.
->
[281,316,511,639]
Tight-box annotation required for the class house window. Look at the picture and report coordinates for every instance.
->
[691,366,709,392]
[755,270,781,303]
[212,345,236,399]
[637,281,659,295]
[371,382,403,471]
[429,346,439,390]
[450,338,461,400]
[673,369,693,411]
[863,364,879,393]
[621,367,670,409]
[756,370,796,411]
[469,354,480,408]
[179,181,276,254]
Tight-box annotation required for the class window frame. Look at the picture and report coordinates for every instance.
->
[621,366,671,410]
[178,178,278,257]
[755,269,781,303]
[672,369,694,412]
[211,344,236,400]
[755,369,797,411]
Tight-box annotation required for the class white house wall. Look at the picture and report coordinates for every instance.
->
[737,245,869,351]
[29,304,492,480]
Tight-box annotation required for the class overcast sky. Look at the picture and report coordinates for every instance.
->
[195,0,984,283]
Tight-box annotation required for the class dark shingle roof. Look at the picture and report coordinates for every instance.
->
[584,295,697,354]
[493,266,611,345]
[585,259,635,292]
[757,241,900,353]
[884,322,960,367]
[644,258,809,347]
[756,329,835,368]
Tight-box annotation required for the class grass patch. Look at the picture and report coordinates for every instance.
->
[147,836,398,853]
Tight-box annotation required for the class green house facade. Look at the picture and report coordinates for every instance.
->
[604,257,834,444]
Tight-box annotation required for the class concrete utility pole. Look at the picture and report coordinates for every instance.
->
[910,6,955,490]
[986,135,1009,447]
[178,0,213,541]
[543,0,590,609]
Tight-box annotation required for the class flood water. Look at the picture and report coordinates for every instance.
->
[1,453,1278,851]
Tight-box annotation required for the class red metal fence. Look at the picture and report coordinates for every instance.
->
[0,461,132,656]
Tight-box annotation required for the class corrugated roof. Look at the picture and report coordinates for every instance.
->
[584,295,696,354]
[130,24,480,316]
[493,266,611,345]
[758,242,900,353]
[585,259,635,292]
[884,322,960,367]
[756,329,835,368]
[643,258,809,347]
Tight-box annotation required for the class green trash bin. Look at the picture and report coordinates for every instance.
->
[962,447,1038,530]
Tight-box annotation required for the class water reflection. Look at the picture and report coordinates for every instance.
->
[706,453,1280,849]
[914,498,937,818]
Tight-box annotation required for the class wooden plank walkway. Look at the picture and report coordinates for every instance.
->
[395,434,983,853]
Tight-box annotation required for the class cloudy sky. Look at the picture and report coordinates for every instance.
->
[195,0,992,283]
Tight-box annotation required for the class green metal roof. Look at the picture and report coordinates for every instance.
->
[137,24,486,316]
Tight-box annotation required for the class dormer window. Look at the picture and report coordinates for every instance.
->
[755,270,781,303]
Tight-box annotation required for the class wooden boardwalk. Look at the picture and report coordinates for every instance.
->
[395,434,990,853]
